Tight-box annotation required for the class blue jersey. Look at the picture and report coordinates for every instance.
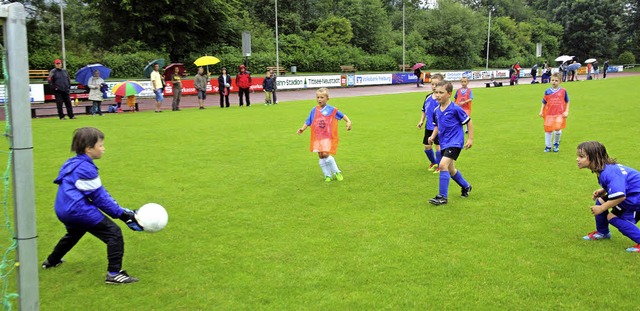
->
[421,93,438,130]
[432,102,470,149]
[304,104,344,126]
[54,154,125,229]
[598,164,640,210]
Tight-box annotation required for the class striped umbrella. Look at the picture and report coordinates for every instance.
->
[112,81,145,97]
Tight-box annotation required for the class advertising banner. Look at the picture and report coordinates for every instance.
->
[494,70,510,79]
[354,74,392,86]
[305,75,342,88]
[275,76,306,90]
[471,71,493,80]
[392,73,419,84]
[0,84,45,103]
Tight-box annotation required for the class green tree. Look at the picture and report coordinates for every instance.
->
[315,16,353,45]
[349,0,394,54]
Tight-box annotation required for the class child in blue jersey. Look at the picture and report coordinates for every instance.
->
[42,127,144,284]
[297,88,352,182]
[427,81,474,205]
[417,73,444,174]
[578,141,640,252]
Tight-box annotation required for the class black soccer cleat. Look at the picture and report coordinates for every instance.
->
[429,195,448,206]
[42,259,64,269]
[105,270,139,285]
[461,185,473,198]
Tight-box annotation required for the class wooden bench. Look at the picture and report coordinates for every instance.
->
[266,66,287,75]
[29,69,49,80]
[398,64,412,71]
[340,65,357,73]
[31,103,94,118]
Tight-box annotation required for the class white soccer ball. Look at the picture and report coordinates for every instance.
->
[135,203,168,233]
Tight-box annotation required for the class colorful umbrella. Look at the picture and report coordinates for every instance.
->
[412,63,426,71]
[163,63,185,81]
[75,64,111,85]
[143,59,165,78]
[111,81,145,97]
[585,58,597,64]
[194,56,220,67]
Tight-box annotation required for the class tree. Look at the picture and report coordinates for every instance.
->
[315,16,353,46]
[348,0,394,54]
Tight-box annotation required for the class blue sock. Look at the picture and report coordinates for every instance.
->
[435,150,442,164]
[451,171,470,189]
[609,217,640,244]
[439,171,450,197]
[108,271,119,276]
[424,149,436,164]
[594,200,610,235]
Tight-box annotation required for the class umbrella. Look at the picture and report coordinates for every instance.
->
[194,56,220,67]
[75,64,111,85]
[143,59,165,78]
[163,63,185,81]
[585,58,597,64]
[555,55,573,62]
[412,63,426,71]
[567,63,582,72]
[111,81,145,97]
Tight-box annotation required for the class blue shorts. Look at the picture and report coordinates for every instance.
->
[155,89,163,102]
[197,90,207,100]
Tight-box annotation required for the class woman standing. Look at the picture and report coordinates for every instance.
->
[88,70,105,116]
[217,67,232,108]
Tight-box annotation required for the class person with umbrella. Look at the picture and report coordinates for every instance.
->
[150,63,164,112]
[88,70,105,116]
[48,59,75,120]
[218,67,232,108]
[413,63,425,87]
[171,66,182,111]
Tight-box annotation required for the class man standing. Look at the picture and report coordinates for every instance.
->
[194,67,208,110]
[236,64,252,107]
[150,63,164,112]
[48,59,75,120]
[171,66,182,111]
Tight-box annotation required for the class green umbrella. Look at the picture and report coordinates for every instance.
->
[143,59,165,78]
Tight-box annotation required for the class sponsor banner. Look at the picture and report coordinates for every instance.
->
[444,71,465,81]
[494,70,510,79]
[347,75,355,86]
[608,65,623,73]
[305,75,342,88]
[471,71,493,80]
[392,73,419,84]
[354,74,392,86]
[275,76,306,90]
[0,84,45,103]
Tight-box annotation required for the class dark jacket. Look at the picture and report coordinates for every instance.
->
[218,74,232,94]
[48,68,71,93]
[262,76,275,92]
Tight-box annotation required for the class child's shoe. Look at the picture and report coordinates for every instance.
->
[41,259,64,269]
[433,168,440,174]
[334,172,344,181]
[461,185,472,198]
[324,176,332,183]
[544,146,552,153]
[626,244,640,252]
[428,195,448,206]
[582,230,611,240]
[105,270,138,284]
[428,163,437,171]
[553,143,559,152]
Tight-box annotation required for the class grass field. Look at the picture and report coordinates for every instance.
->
[10,76,640,309]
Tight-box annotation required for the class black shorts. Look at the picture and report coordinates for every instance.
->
[441,147,462,160]
[423,129,439,145]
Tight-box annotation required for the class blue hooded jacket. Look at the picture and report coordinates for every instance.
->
[54,154,124,228]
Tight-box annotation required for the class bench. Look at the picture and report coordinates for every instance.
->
[31,103,94,118]
[29,69,49,80]
[340,65,357,73]
[266,66,287,75]
[398,64,412,71]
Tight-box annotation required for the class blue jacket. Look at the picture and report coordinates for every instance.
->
[53,154,124,228]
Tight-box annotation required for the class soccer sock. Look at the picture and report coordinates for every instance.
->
[326,155,340,173]
[424,149,436,165]
[318,158,332,177]
[545,132,552,148]
[451,170,470,189]
[439,170,450,198]
[594,200,610,234]
[108,271,119,276]
[435,150,442,164]
[554,130,562,145]
[609,217,640,244]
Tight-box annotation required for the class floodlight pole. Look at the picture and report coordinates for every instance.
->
[275,0,279,76]
[60,2,66,69]
[402,1,405,72]
[485,9,491,71]
[2,3,39,311]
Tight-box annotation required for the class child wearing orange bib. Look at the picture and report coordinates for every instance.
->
[539,72,570,152]
[454,76,473,133]
[297,88,352,182]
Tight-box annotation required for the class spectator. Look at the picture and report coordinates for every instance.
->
[269,68,279,104]
[217,67,231,108]
[262,70,275,105]
[514,62,521,84]
[414,67,424,87]
[236,64,252,107]
[48,59,75,120]
[150,63,164,112]
[194,67,208,109]
[171,66,182,111]
[593,60,599,79]
[87,70,105,116]
[603,60,609,79]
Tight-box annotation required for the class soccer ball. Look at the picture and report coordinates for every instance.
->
[135,203,168,233]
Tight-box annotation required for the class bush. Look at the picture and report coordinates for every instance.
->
[102,51,168,79]
[617,51,636,65]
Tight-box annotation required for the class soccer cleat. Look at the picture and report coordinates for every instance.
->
[428,163,437,171]
[335,172,344,181]
[105,270,138,284]
[42,259,64,269]
[428,195,448,206]
[324,176,332,183]
[433,168,440,174]
[582,230,611,240]
[461,185,472,198]
[553,143,559,152]
[626,244,640,252]
[544,147,552,153]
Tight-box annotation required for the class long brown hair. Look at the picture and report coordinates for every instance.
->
[577,141,616,173]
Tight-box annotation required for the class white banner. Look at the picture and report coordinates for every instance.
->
[0,84,45,103]
[305,75,342,88]
[275,76,306,90]
[354,74,392,86]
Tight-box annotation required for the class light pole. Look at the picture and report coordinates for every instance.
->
[275,0,279,75]
[60,1,66,69]
[402,1,405,72]
[485,9,491,71]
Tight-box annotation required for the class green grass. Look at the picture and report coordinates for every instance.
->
[14,76,640,309]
